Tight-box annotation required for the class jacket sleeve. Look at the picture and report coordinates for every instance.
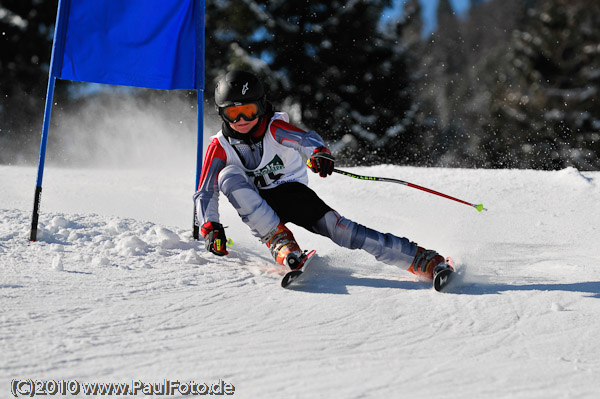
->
[269,119,326,159]
[193,138,227,225]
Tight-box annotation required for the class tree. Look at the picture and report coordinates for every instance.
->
[207,0,425,165]
[414,0,467,167]
[0,0,61,164]
[413,0,529,168]
[485,0,600,170]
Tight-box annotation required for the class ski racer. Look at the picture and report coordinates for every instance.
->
[194,70,448,280]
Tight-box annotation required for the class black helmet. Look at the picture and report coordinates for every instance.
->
[215,70,265,108]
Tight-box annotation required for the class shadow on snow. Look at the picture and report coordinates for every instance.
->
[449,281,600,298]
[285,257,600,298]
[285,257,427,294]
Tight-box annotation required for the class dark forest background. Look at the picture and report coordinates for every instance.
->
[1,0,600,170]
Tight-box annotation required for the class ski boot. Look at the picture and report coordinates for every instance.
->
[264,223,304,269]
[407,246,450,280]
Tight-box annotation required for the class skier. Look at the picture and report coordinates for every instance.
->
[194,70,449,281]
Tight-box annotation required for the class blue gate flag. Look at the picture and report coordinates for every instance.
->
[30,0,205,241]
[54,0,203,90]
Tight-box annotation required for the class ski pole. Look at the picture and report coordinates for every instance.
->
[332,168,487,212]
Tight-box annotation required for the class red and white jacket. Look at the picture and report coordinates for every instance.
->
[195,112,326,225]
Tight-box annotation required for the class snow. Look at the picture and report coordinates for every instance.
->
[1,163,600,398]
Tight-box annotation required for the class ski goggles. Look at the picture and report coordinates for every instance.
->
[219,102,262,123]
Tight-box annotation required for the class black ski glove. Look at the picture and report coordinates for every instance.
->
[308,146,335,177]
[200,221,229,256]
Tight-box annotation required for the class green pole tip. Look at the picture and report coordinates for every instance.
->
[475,204,486,212]
[227,238,234,246]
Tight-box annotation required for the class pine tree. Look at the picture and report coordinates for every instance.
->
[486,0,600,170]
[414,0,474,167]
[0,0,61,164]
[208,0,424,165]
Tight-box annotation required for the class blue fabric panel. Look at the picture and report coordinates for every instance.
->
[58,0,200,90]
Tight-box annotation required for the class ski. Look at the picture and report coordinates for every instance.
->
[281,250,316,288]
[433,257,455,292]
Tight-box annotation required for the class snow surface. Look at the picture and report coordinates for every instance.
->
[1,163,600,398]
